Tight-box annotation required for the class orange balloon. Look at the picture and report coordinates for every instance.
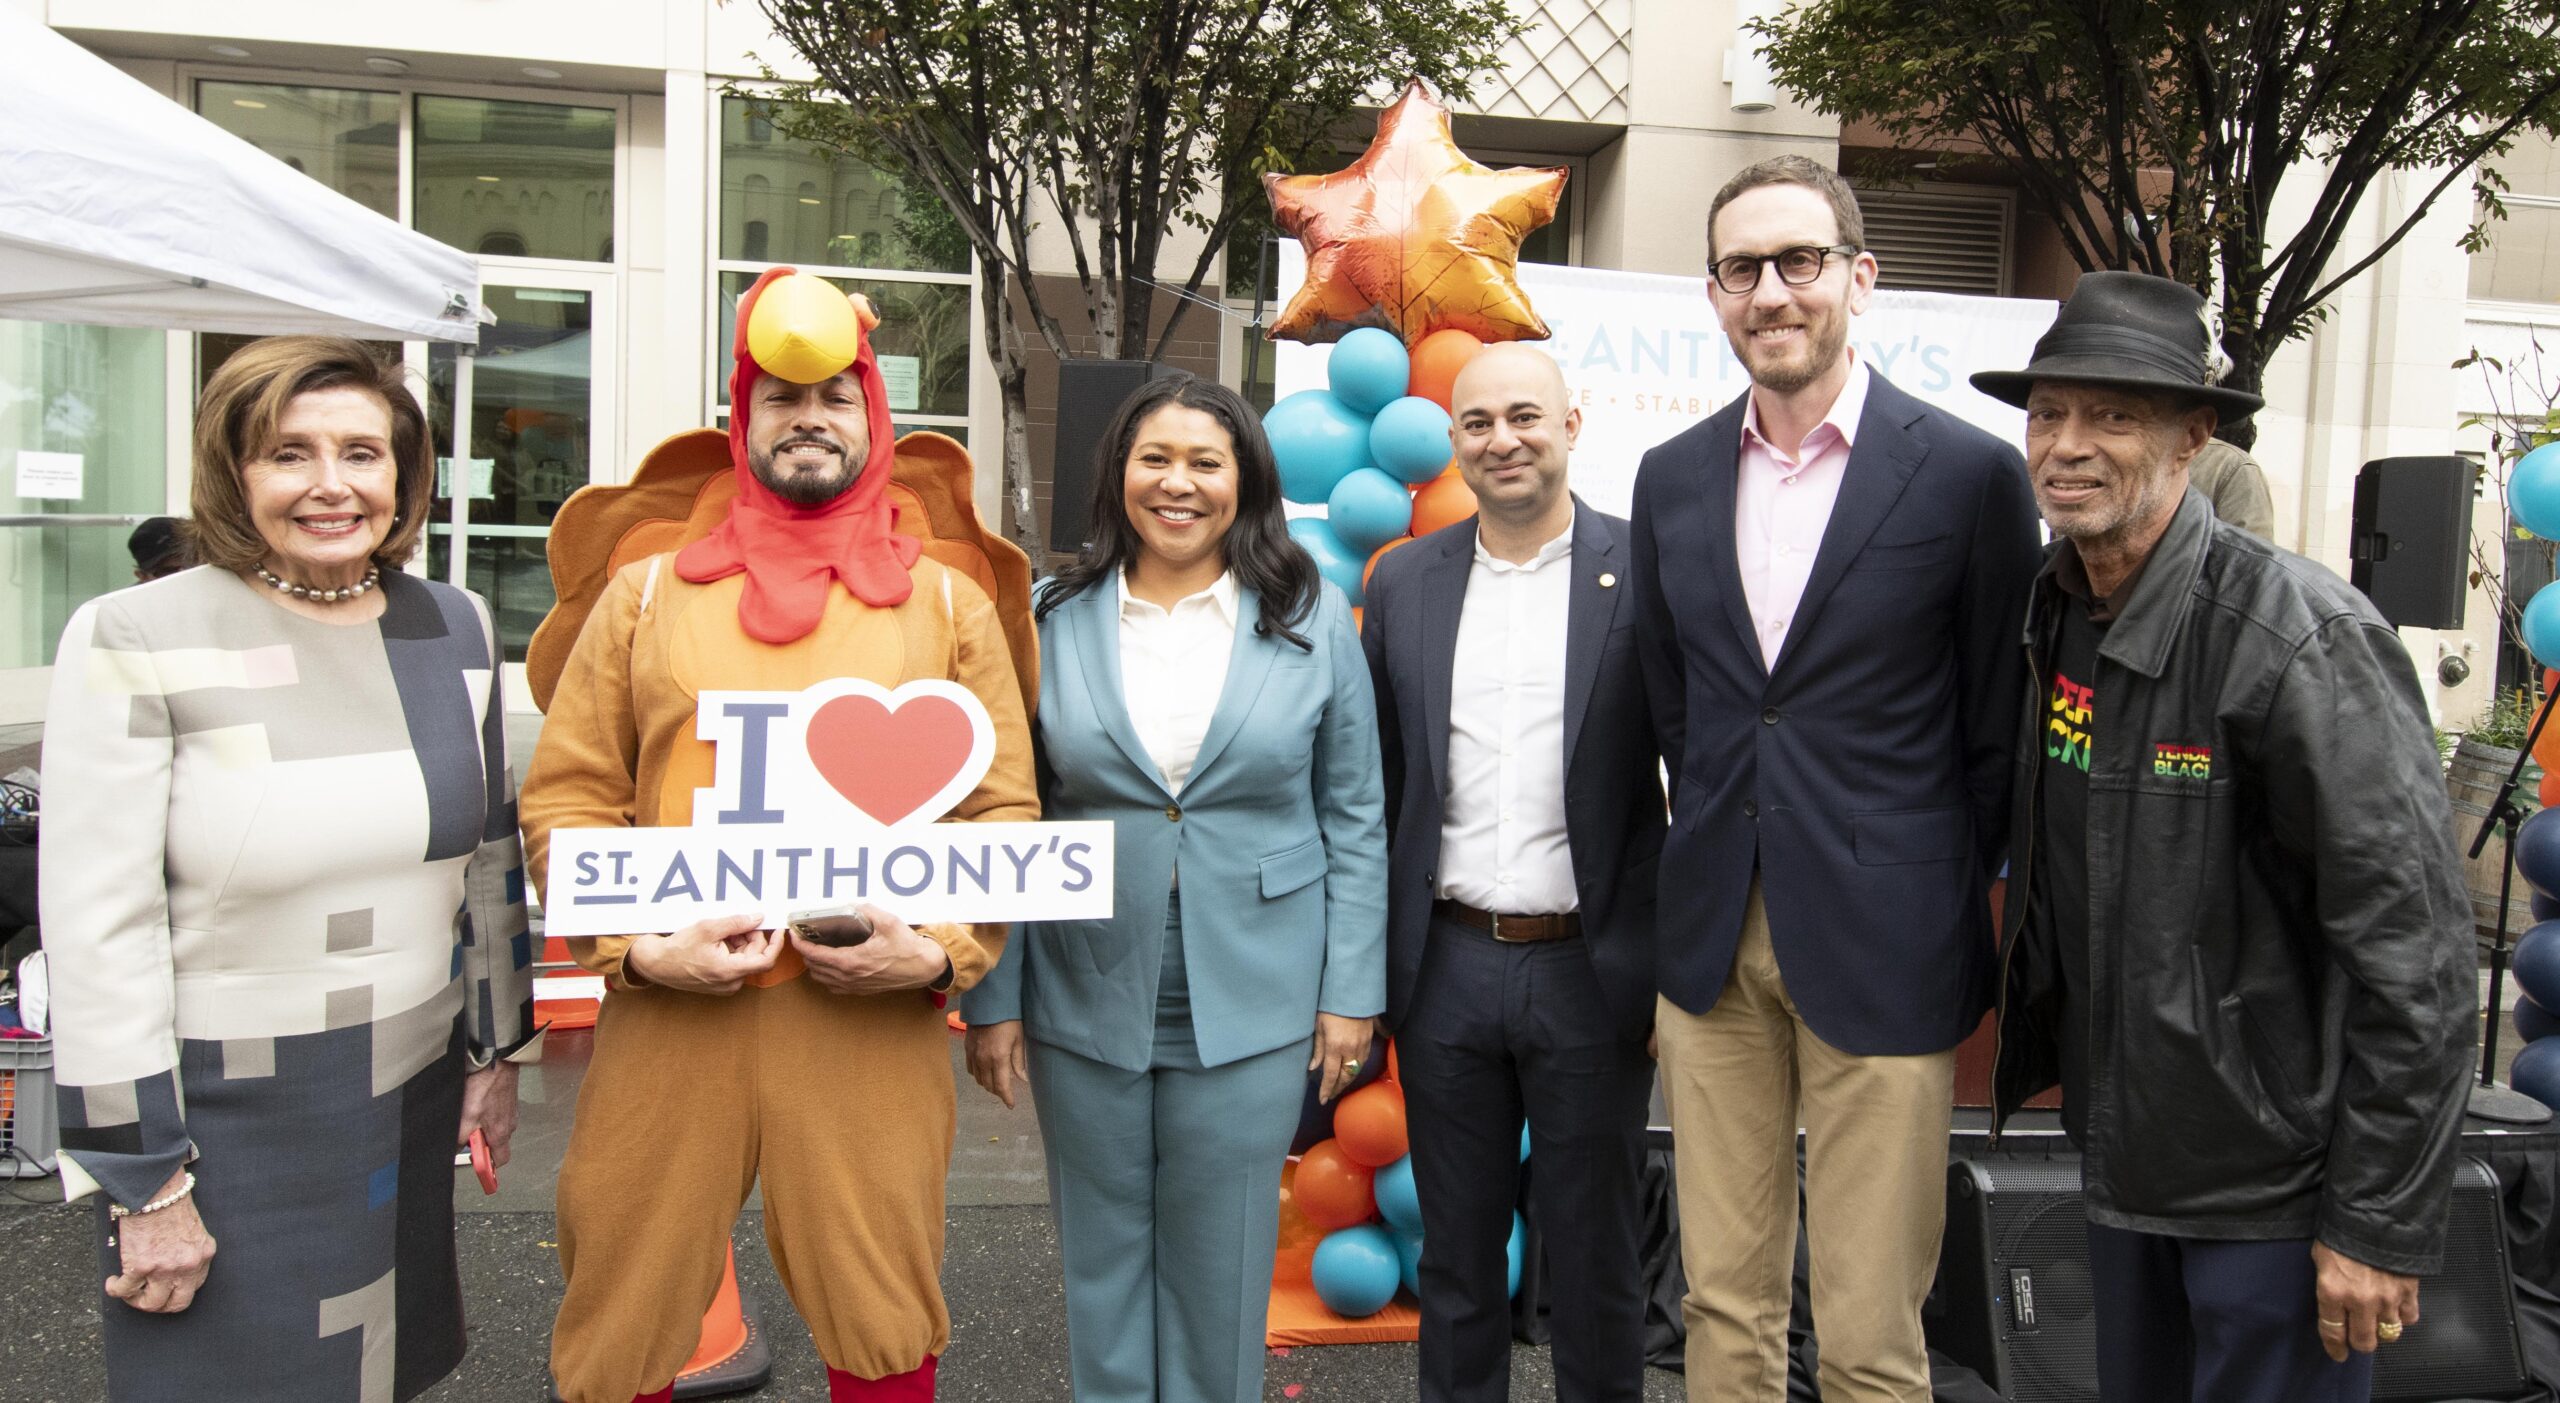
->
[1293,1139,1378,1230]
[2541,766,2560,811]
[1274,1160,1324,1283]
[1364,535,1415,588]
[1334,1082,1410,1168]
[1411,466,1480,535]
[1264,83,1564,346]
[1407,329,1488,410]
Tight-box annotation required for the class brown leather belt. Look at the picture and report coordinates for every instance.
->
[1433,898,1581,943]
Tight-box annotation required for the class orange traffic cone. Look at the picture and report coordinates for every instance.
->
[545,1243,772,1402]
[669,1243,772,1398]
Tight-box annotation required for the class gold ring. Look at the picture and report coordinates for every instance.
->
[2379,1322,2404,1342]
[2318,1318,2345,1331]
[1343,1059,1362,1074]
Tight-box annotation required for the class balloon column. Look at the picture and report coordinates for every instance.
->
[1267,327,1485,607]
[2500,439,2560,1109]
[1274,1054,1529,1318]
[1260,81,1565,606]
[1258,79,1561,1325]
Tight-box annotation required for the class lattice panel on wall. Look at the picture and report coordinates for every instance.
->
[1477,0,1633,124]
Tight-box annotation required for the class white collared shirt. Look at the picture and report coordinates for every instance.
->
[1117,571,1238,793]
[1438,517,1578,914]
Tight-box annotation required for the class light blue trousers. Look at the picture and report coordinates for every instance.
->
[1028,904,1312,1403]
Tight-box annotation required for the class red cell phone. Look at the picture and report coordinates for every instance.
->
[468,1128,497,1195]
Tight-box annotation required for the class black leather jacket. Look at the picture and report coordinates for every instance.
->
[1991,490,2475,1274]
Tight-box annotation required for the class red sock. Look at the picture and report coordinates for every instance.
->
[827,1354,937,1402]
[631,1390,674,1403]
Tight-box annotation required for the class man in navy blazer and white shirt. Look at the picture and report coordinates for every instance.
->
[1364,344,1665,1403]
[1628,157,2042,1402]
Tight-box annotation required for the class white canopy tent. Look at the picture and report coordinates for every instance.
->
[0,9,483,341]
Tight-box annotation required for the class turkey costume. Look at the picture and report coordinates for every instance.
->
[517,268,1038,1403]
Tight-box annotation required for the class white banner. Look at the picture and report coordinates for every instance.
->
[1272,244,2058,519]
[546,821,1116,935]
[542,678,1115,937]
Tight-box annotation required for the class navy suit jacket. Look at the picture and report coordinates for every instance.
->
[1361,503,1666,1043]
[1629,372,2041,1056]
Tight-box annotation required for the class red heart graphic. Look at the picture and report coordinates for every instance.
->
[804,692,976,825]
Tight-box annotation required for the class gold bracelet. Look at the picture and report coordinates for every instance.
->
[108,1171,196,1219]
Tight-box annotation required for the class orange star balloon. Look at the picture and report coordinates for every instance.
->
[1264,81,1566,347]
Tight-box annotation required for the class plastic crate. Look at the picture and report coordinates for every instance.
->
[0,1035,57,1177]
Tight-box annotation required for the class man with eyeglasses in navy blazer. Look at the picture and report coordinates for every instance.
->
[1627,155,2042,1403]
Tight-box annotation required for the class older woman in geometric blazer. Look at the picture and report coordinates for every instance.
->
[41,336,533,1402]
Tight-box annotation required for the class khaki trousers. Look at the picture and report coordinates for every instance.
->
[1655,883,1955,1403]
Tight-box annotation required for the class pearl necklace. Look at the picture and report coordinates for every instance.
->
[254,563,381,604]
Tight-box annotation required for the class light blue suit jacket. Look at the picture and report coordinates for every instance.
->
[964,578,1387,1070]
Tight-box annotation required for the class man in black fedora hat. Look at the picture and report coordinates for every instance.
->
[1978,271,2475,1403]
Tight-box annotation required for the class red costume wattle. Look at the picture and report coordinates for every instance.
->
[674,265,922,643]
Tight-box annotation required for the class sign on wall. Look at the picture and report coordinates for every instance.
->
[1272,244,2057,518]
[546,679,1113,935]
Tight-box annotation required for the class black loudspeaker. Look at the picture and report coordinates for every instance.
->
[1929,1155,2529,1402]
[1930,1157,2098,1401]
[2350,455,2472,630]
[1050,358,1178,554]
[2375,1156,2531,1402]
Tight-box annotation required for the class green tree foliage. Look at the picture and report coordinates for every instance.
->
[751,0,1518,549]
[1757,0,2560,447]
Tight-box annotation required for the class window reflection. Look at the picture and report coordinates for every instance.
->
[414,96,616,264]
[196,81,400,220]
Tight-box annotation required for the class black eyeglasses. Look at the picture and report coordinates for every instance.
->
[1710,244,1861,295]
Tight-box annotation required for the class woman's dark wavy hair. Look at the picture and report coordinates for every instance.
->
[1035,371,1320,650]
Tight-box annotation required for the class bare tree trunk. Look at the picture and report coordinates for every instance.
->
[1000,362,1039,560]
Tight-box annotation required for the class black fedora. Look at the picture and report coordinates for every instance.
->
[1971,271,2263,419]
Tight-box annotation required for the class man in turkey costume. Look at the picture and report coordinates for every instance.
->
[518,269,1038,1403]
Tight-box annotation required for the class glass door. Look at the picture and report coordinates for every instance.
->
[423,273,617,706]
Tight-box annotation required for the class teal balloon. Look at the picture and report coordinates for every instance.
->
[1505,1211,1526,1298]
[1374,1155,1423,1234]
[1329,328,1412,416]
[2516,921,2560,1010]
[2515,441,2560,540]
[1395,1228,1424,1296]
[1369,396,1455,484]
[2528,585,2560,669]
[1328,468,1415,556]
[1289,516,1367,607]
[1519,1123,1531,1162]
[1266,390,1374,505]
[1312,1225,1402,1318]
[2513,1036,2560,1114]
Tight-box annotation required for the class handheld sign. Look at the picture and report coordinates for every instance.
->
[546,679,1112,936]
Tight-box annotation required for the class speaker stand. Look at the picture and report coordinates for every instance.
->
[2470,1081,2554,1124]
[2468,696,2557,1125]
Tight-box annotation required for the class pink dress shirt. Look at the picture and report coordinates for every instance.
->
[1735,355,1871,669]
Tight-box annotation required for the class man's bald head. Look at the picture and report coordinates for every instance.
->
[1447,343,1579,544]
[1451,342,1571,417]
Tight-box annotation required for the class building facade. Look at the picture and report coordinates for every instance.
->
[0,0,2508,725]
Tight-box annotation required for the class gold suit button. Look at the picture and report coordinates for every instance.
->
[1165,804,1182,821]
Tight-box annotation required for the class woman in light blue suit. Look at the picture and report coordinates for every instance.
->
[964,373,1386,1402]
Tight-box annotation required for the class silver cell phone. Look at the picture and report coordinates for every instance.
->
[787,904,874,948]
